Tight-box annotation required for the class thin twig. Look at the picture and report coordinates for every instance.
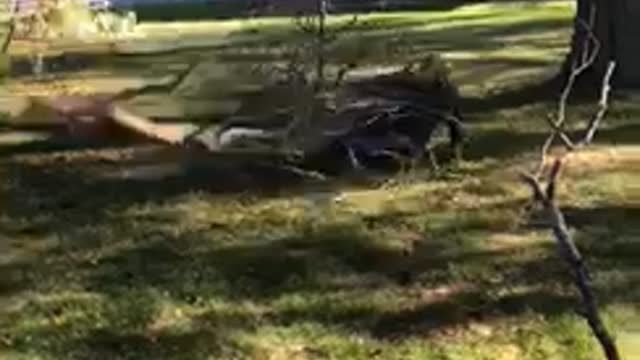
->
[533,10,601,178]
[546,114,576,149]
[580,61,616,146]
[555,15,600,130]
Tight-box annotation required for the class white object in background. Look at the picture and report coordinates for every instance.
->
[217,126,277,148]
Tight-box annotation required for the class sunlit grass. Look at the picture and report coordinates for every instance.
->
[1,140,639,359]
[2,1,640,359]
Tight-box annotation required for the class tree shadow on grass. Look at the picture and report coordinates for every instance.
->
[0,119,637,245]
[0,260,31,297]
[60,203,640,304]
[130,0,468,23]
[464,128,547,161]
[2,198,640,358]
[458,69,634,116]
[460,75,562,115]
[221,15,571,63]
[2,286,247,360]
[465,122,640,161]
[78,330,231,360]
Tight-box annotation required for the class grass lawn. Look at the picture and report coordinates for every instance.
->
[2,1,640,359]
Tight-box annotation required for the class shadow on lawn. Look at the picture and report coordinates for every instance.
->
[129,0,468,23]
[3,9,639,358]
[2,202,639,358]
[9,9,572,94]
[219,15,570,64]
[464,122,640,160]
[1,120,638,229]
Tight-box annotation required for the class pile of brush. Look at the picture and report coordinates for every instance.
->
[10,55,467,178]
[186,58,467,175]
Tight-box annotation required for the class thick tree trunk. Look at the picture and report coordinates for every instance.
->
[568,0,640,88]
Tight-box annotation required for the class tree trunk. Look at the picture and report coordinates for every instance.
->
[568,0,640,88]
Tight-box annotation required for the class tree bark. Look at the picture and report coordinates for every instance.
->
[567,0,640,88]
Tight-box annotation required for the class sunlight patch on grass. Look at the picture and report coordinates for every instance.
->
[610,306,640,360]
[411,4,572,33]
[485,232,549,252]
[1,143,638,359]
[4,1,640,359]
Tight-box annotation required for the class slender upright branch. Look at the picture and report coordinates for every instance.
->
[2,0,17,53]
[533,7,604,178]
[557,13,601,127]
[1,20,14,53]
[580,61,616,146]
[520,161,620,360]
[314,0,328,94]
[520,4,621,359]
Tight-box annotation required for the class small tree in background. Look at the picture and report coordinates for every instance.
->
[242,0,362,151]
[276,0,361,142]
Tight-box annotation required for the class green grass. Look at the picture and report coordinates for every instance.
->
[2,1,640,359]
[6,1,576,120]
[1,144,639,360]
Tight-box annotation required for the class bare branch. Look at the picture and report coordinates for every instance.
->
[581,2,597,65]
[545,115,577,150]
[553,12,601,133]
[545,158,563,201]
[533,132,555,178]
[580,61,616,146]
[520,162,620,360]
[520,172,546,203]
[1,20,14,53]
[520,4,621,358]
[533,9,603,178]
